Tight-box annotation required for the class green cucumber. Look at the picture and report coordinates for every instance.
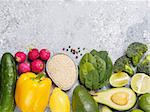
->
[72,85,99,112]
[0,53,17,112]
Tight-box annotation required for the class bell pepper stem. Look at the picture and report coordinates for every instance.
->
[36,73,45,80]
[30,73,45,82]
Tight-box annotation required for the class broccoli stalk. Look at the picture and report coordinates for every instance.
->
[113,56,134,76]
[125,65,134,76]
[126,42,148,66]
[137,54,150,75]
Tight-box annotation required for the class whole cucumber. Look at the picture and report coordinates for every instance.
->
[0,53,17,112]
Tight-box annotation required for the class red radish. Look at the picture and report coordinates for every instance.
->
[40,49,50,61]
[28,48,39,61]
[15,52,26,63]
[31,59,44,73]
[18,62,30,74]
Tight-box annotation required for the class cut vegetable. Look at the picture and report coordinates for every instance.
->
[109,72,130,87]
[131,109,144,112]
[131,73,150,94]
[100,106,112,112]
[46,53,78,90]
[93,88,136,111]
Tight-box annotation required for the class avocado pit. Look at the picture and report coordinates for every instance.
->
[111,92,129,106]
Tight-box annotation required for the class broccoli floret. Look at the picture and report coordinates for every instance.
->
[113,56,134,76]
[137,54,150,75]
[126,42,148,66]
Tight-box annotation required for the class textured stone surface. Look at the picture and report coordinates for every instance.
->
[0,1,149,112]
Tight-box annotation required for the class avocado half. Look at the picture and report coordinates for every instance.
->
[93,88,136,111]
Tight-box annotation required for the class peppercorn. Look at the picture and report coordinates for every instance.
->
[62,48,65,51]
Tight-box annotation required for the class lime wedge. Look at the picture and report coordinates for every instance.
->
[109,72,130,87]
[131,73,150,94]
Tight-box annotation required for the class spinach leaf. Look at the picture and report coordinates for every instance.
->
[91,49,113,87]
[93,55,106,83]
[79,62,95,85]
[79,50,113,90]
[84,70,100,90]
[98,51,113,81]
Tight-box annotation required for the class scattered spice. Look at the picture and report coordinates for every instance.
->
[76,56,78,59]
[62,46,85,59]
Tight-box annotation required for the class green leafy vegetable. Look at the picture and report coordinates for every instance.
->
[137,54,150,75]
[126,42,148,66]
[113,56,134,76]
[93,55,106,82]
[91,50,113,85]
[79,50,113,90]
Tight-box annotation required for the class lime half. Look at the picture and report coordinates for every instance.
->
[100,106,112,112]
[109,72,130,87]
[131,73,150,94]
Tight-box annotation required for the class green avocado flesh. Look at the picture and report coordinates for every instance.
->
[93,88,136,111]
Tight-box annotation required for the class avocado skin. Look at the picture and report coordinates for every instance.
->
[72,85,99,112]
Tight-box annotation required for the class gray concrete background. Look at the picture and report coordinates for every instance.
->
[0,0,149,112]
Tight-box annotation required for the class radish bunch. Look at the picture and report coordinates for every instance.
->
[15,48,51,74]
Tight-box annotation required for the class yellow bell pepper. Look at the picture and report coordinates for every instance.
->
[15,72,52,112]
[49,88,70,112]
